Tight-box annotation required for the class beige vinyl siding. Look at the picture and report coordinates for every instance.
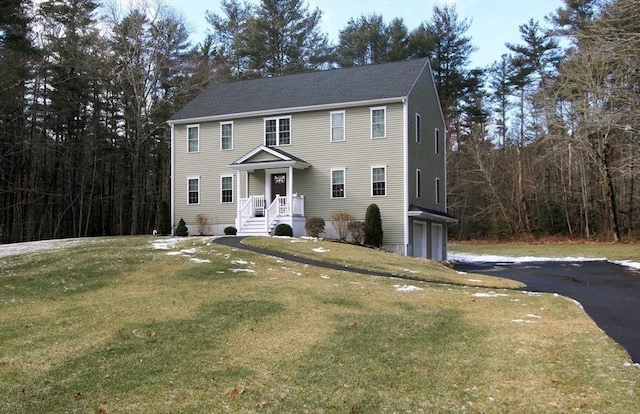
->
[173,103,407,247]
[407,67,446,212]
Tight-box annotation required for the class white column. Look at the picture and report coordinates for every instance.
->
[288,165,293,215]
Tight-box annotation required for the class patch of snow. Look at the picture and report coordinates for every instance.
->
[472,292,509,298]
[623,362,640,368]
[456,270,468,275]
[526,314,542,319]
[511,319,535,324]
[0,238,90,258]
[230,259,248,265]
[402,268,420,274]
[312,247,329,253]
[229,268,255,273]
[612,260,640,270]
[522,291,543,297]
[320,274,330,279]
[394,284,423,292]
[151,238,182,250]
[180,248,197,255]
[467,279,483,283]
[166,251,182,256]
[450,252,640,271]
[190,258,210,264]
[289,239,307,243]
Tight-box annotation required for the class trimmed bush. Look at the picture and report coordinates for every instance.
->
[224,226,237,235]
[364,204,383,247]
[274,223,293,237]
[175,218,189,237]
[305,216,325,237]
[156,200,171,236]
[348,220,365,245]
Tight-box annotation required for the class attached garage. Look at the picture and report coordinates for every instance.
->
[408,206,457,261]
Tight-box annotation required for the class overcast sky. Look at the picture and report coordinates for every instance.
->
[165,0,564,68]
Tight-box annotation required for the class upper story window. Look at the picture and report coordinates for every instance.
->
[265,116,291,146]
[330,111,345,142]
[371,107,386,139]
[372,166,387,196]
[221,122,233,150]
[187,177,200,204]
[221,175,233,203]
[435,128,440,155]
[187,125,199,152]
[436,177,441,204]
[331,169,345,198]
[416,114,421,143]
[416,169,422,199]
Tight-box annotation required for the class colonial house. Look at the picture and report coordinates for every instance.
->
[167,58,457,260]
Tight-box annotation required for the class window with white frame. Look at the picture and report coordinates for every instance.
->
[372,166,387,196]
[436,177,441,204]
[331,169,345,198]
[330,111,345,142]
[435,128,440,155]
[187,125,199,152]
[371,107,386,138]
[221,175,233,203]
[221,122,233,150]
[416,114,421,143]
[187,177,200,204]
[416,169,422,198]
[265,116,291,146]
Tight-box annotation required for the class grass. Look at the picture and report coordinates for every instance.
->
[242,236,523,289]
[0,236,638,413]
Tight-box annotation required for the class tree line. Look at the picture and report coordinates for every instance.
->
[1,0,638,243]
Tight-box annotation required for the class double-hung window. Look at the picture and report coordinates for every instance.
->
[331,169,345,198]
[187,125,199,152]
[221,122,233,150]
[265,116,291,146]
[372,166,387,196]
[416,114,421,143]
[221,175,233,203]
[330,111,345,142]
[371,107,386,138]
[187,177,200,204]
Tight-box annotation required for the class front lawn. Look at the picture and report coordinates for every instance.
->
[0,236,638,412]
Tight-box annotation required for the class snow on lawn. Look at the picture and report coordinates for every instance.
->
[312,247,329,253]
[449,252,640,271]
[394,284,423,292]
[0,238,89,258]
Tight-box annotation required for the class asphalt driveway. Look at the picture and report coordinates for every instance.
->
[453,260,640,364]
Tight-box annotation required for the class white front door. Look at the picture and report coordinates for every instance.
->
[413,221,427,258]
[431,223,443,261]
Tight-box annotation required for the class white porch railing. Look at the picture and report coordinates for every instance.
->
[238,194,305,234]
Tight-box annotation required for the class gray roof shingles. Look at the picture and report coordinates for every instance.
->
[169,58,430,122]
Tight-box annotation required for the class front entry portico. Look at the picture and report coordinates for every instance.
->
[229,145,310,236]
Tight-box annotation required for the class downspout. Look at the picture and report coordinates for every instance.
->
[402,97,409,256]
[170,123,175,235]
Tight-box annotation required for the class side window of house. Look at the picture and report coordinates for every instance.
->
[331,169,345,198]
[435,128,440,155]
[416,114,421,143]
[372,166,387,196]
[416,169,421,198]
[436,177,441,204]
[371,107,386,139]
[330,111,345,142]
[221,175,233,203]
[265,116,291,146]
[187,125,199,153]
[187,177,199,204]
[221,122,233,150]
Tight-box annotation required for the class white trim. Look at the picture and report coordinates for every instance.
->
[187,176,200,205]
[435,127,440,155]
[264,115,292,147]
[265,168,289,201]
[220,121,233,151]
[170,124,175,234]
[330,110,346,142]
[220,174,234,204]
[187,124,199,153]
[234,145,293,164]
[330,168,346,199]
[416,169,422,199]
[415,113,421,143]
[167,97,405,126]
[371,165,387,197]
[370,106,386,139]
[403,98,409,256]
